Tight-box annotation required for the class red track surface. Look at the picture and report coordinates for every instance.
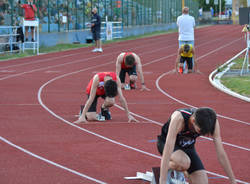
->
[0,25,249,184]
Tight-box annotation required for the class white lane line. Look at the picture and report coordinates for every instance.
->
[2,27,248,184]
[0,55,113,81]
[0,136,107,184]
[0,30,178,70]
[37,78,249,184]
[114,104,250,151]
[0,104,40,106]
[0,26,241,81]
[34,41,249,183]
[155,71,250,126]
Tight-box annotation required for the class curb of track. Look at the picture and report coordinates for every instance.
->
[209,48,250,103]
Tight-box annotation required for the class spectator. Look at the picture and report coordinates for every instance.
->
[210,7,214,17]
[198,7,203,20]
[91,7,102,53]
[228,8,232,19]
[176,7,195,47]
[18,0,37,42]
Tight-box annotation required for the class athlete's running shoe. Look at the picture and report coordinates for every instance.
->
[101,107,112,120]
[129,81,136,89]
[166,169,186,184]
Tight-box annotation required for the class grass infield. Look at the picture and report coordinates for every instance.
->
[221,76,250,97]
[220,57,250,98]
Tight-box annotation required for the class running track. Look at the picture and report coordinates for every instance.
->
[0,25,249,184]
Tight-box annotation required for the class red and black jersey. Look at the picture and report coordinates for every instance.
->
[121,52,135,69]
[86,72,117,96]
[159,108,200,148]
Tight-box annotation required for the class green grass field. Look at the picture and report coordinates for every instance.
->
[221,76,250,97]
[220,56,250,98]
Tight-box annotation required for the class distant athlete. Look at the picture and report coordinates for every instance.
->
[176,44,198,73]
[157,107,237,184]
[74,72,138,124]
[116,52,150,91]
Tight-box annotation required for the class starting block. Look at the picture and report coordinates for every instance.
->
[124,167,189,184]
[152,167,189,184]
[124,171,153,182]
[124,84,131,90]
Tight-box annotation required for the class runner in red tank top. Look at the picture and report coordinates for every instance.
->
[74,72,138,123]
[116,52,150,91]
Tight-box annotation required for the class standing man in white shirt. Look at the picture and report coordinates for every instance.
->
[177,7,195,47]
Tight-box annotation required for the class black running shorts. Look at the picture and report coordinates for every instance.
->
[119,65,137,83]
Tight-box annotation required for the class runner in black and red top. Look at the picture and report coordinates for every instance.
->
[74,72,138,124]
[116,52,150,91]
[157,107,237,184]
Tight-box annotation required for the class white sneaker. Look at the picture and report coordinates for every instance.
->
[96,114,106,121]
[124,84,131,90]
[166,170,186,184]
[97,48,103,52]
[92,48,98,52]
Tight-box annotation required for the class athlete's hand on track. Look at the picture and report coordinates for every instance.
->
[140,85,150,91]
[74,116,87,124]
[128,114,139,123]
[195,70,203,74]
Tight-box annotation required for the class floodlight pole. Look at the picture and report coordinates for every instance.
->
[240,30,250,76]
[219,0,222,20]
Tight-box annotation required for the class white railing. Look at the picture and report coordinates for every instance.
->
[101,20,123,41]
[22,18,39,54]
[0,26,22,54]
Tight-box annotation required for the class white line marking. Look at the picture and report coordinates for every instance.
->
[1,27,249,184]
[36,78,249,184]
[45,71,61,73]
[0,104,40,106]
[0,70,15,73]
[33,37,249,183]
[0,26,241,81]
[115,103,250,151]
[155,71,250,126]
[0,136,107,184]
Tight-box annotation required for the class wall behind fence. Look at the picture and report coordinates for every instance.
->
[0,0,198,33]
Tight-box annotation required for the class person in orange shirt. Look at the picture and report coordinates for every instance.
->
[18,0,37,42]
[74,72,138,123]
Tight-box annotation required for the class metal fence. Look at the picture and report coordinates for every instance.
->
[0,0,198,33]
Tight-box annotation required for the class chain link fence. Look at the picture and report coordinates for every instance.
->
[0,0,198,32]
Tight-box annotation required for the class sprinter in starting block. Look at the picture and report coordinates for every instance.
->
[156,107,237,184]
[74,72,138,123]
[116,52,150,91]
[175,44,198,74]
